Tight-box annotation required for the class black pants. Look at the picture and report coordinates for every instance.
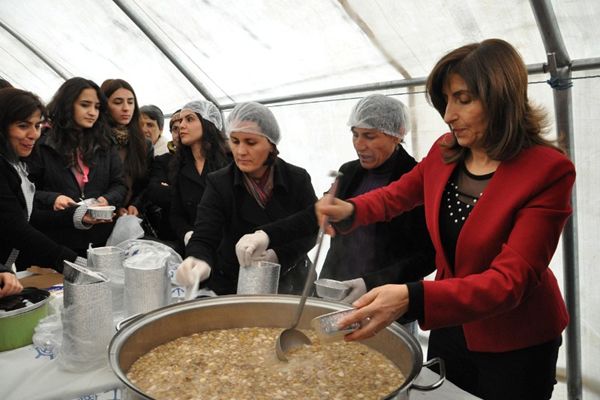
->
[427,326,561,400]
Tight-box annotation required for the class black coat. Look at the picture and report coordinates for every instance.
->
[0,156,77,273]
[25,134,127,253]
[320,147,436,289]
[121,138,154,210]
[146,152,177,241]
[27,134,127,208]
[170,152,230,242]
[186,158,318,295]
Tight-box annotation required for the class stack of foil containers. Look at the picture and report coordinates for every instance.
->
[60,260,113,372]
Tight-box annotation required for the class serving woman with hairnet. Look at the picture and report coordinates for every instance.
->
[176,102,317,295]
[236,95,435,332]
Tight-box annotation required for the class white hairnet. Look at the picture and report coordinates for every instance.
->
[347,94,411,139]
[182,100,223,131]
[225,102,280,145]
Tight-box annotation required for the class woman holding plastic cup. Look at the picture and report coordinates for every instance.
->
[177,102,317,295]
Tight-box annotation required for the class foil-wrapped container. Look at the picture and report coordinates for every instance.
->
[310,308,362,342]
[60,261,113,372]
[87,246,123,277]
[123,258,169,317]
[88,246,125,314]
[237,261,280,295]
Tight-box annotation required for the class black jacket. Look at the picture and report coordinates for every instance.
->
[146,152,177,241]
[25,134,127,252]
[186,158,318,295]
[320,147,436,289]
[0,156,77,273]
[170,152,231,243]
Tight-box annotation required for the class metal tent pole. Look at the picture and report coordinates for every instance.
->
[530,1,582,399]
[0,19,71,80]
[112,0,221,108]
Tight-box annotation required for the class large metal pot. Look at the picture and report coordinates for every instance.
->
[108,295,444,399]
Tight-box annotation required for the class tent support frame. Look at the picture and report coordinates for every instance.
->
[530,1,582,399]
[112,0,221,108]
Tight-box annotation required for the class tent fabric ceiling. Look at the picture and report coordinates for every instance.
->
[1,0,599,111]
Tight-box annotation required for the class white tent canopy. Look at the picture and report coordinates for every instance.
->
[1,1,599,399]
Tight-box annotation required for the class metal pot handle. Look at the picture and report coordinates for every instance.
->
[381,357,445,400]
[115,313,143,332]
[410,357,446,391]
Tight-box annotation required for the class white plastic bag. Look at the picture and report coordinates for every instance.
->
[106,215,144,246]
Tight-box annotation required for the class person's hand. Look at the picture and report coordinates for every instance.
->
[340,278,367,304]
[125,205,139,216]
[337,284,409,341]
[183,230,194,246]
[82,213,113,225]
[95,196,109,206]
[314,197,354,236]
[54,195,77,211]
[252,249,279,264]
[235,230,270,267]
[0,272,23,297]
[175,257,211,287]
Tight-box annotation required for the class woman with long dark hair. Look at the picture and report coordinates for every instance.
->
[169,101,230,250]
[318,39,574,400]
[1,88,102,295]
[177,102,317,295]
[26,78,127,255]
[101,78,153,217]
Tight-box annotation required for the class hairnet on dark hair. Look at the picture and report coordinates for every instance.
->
[182,101,222,131]
[225,102,280,145]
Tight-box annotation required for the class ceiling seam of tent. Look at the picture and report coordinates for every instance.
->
[112,0,222,109]
[0,19,71,81]
[335,0,424,155]
[129,1,235,104]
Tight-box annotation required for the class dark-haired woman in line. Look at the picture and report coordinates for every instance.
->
[101,79,153,218]
[177,102,317,296]
[318,39,574,400]
[0,88,104,292]
[26,78,127,255]
[168,101,230,252]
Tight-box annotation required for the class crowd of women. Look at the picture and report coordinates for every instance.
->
[0,38,575,399]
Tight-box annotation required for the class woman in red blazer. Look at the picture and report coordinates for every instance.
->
[319,39,574,400]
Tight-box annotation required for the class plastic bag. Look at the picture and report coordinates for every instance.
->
[106,215,144,246]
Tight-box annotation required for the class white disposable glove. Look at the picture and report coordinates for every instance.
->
[251,249,279,264]
[235,230,270,267]
[183,230,194,246]
[175,257,211,287]
[340,278,367,304]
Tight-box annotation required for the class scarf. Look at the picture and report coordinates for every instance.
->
[242,167,274,209]
[71,150,90,192]
[112,126,129,147]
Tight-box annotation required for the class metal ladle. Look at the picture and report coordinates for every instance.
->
[276,171,342,361]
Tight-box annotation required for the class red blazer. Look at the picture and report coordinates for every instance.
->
[350,134,574,352]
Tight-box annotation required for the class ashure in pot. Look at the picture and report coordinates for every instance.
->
[108,295,444,399]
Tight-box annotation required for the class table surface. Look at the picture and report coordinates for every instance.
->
[0,343,480,400]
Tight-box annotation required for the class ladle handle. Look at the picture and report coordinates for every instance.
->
[290,176,341,329]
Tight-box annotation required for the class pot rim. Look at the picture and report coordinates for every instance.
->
[0,288,51,318]
[108,295,424,398]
